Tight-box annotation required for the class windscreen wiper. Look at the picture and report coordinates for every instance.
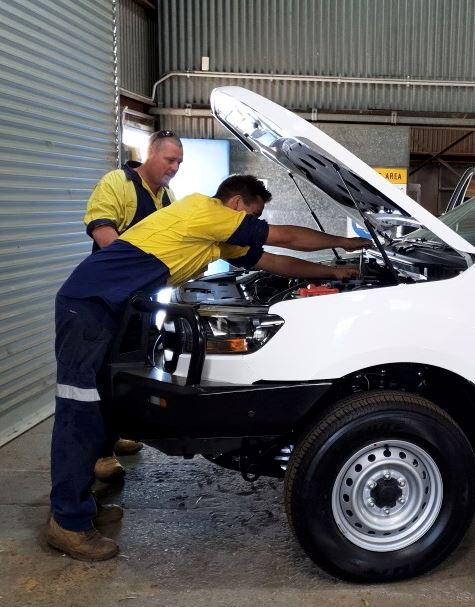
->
[333,164,400,285]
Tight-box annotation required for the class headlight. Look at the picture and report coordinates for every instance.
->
[199,306,284,354]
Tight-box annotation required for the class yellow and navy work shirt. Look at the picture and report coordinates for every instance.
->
[59,193,269,311]
[84,161,174,239]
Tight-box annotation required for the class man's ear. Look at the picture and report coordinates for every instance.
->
[224,194,242,210]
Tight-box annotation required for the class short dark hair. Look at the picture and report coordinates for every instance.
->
[214,175,272,205]
[148,130,182,149]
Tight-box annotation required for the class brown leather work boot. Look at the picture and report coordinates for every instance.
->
[94,456,125,482]
[46,517,119,561]
[94,502,124,526]
[114,438,144,456]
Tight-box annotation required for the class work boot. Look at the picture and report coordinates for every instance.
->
[94,456,125,482]
[114,438,144,456]
[46,517,119,561]
[94,502,124,526]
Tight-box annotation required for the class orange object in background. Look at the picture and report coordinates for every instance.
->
[297,284,340,297]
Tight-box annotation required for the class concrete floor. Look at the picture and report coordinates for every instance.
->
[0,418,473,607]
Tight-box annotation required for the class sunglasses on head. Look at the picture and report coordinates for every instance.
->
[149,129,177,146]
[154,129,175,139]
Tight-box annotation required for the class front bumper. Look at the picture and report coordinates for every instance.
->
[109,294,332,446]
[113,365,332,439]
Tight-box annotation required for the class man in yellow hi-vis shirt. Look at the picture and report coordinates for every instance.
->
[85,130,183,250]
[47,175,372,562]
[85,130,183,479]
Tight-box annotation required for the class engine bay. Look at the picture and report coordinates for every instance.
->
[174,261,392,307]
[173,242,470,308]
[237,261,390,305]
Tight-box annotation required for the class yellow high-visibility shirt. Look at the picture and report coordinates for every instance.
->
[59,192,268,310]
[84,162,175,237]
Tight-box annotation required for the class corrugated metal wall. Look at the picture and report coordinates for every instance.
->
[157,0,475,113]
[411,128,475,155]
[119,0,158,99]
[0,0,117,445]
[158,115,215,139]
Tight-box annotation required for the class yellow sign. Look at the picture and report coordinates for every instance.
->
[374,167,407,184]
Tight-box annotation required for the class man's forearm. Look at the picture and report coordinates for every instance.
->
[91,225,119,248]
[266,224,369,251]
[254,252,358,280]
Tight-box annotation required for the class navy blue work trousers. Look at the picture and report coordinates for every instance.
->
[50,294,119,531]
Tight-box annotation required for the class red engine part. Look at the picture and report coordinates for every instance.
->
[297,284,340,297]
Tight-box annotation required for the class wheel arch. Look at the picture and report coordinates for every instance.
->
[298,363,475,450]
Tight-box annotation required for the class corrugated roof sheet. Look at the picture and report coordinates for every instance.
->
[156,0,475,114]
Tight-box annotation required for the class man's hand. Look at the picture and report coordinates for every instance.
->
[329,265,360,280]
[341,237,373,251]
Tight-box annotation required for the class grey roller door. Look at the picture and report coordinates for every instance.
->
[0,0,118,445]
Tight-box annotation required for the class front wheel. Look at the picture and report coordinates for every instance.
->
[284,391,475,582]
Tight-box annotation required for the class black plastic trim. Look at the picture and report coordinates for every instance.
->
[109,293,206,385]
[113,372,333,439]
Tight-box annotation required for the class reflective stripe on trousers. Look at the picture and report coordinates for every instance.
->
[56,384,101,401]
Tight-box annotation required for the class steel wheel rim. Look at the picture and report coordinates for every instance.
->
[331,439,443,552]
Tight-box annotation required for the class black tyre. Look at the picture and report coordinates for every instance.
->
[284,390,475,582]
